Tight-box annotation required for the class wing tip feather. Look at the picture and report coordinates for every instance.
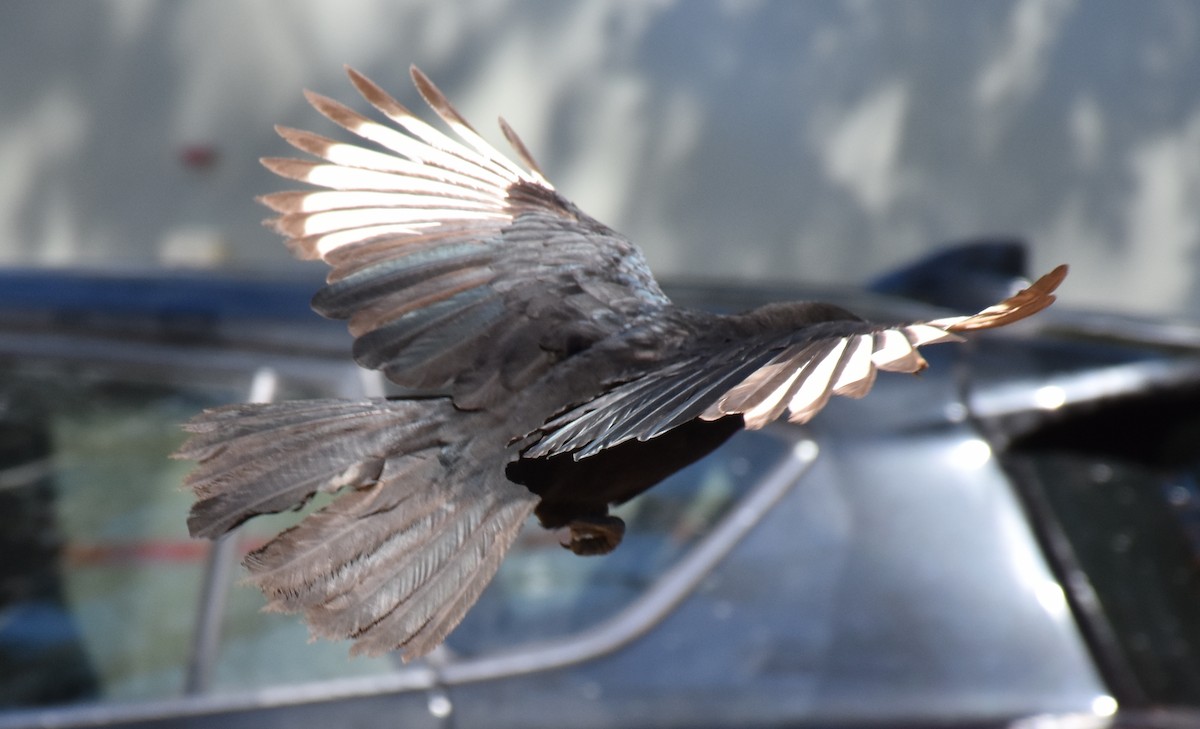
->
[499,116,546,180]
[346,65,409,119]
[941,264,1068,332]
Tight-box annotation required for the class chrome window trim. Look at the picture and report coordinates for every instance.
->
[185,368,282,695]
[0,432,817,729]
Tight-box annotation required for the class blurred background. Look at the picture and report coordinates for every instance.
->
[2,0,1199,315]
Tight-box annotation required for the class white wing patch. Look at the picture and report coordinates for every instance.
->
[902,322,961,347]
[738,346,823,429]
[784,337,849,425]
[701,322,959,428]
[260,67,548,262]
[830,334,875,398]
[700,263,1068,430]
[871,328,923,371]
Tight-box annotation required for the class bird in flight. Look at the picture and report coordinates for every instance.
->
[176,66,1067,661]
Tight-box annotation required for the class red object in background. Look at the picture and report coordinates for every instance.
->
[180,144,218,170]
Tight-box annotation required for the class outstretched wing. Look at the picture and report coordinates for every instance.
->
[527,265,1067,458]
[261,66,669,408]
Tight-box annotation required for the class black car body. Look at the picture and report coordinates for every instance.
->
[2,262,1200,728]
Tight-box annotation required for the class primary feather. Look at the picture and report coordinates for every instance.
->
[176,65,1067,660]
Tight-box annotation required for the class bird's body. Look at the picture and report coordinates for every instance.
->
[176,66,1067,660]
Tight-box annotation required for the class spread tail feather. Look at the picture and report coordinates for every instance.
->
[174,397,537,660]
[177,398,448,538]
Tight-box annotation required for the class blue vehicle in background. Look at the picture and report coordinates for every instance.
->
[3,247,1200,728]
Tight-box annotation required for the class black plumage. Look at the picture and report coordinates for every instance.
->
[176,66,1067,660]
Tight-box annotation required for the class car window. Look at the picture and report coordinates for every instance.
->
[1003,378,1200,707]
[1010,452,1200,705]
[0,359,240,707]
[0,353,395,710]
[0,348,792,714]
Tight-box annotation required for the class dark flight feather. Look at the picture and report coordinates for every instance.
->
[176,65,1067,660]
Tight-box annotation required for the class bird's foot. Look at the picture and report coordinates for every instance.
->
[562,515,626,556]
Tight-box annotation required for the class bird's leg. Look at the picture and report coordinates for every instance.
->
[562,515,626,555]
